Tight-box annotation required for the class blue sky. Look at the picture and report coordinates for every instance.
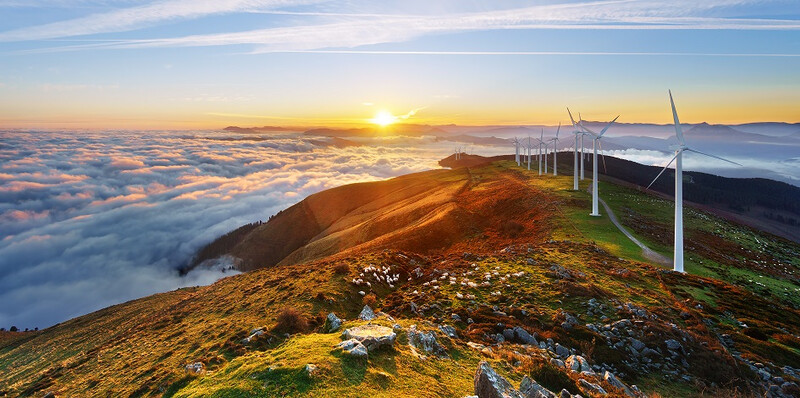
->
[0,0,798,128]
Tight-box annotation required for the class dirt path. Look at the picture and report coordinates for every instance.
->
[588,185,672,266]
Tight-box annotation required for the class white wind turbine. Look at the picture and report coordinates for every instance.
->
[513,137,521,165]
[580,115,619,217]
[527,135,532,170]
[567,108,587,190]
[647,90,740,273]
[549,122,561,176]
[537,129,545,175]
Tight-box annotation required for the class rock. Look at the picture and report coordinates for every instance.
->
[558,389,572,398]
[452,313,462,322]
[550,358,565,368]
[474,361,524,398]
[375,311,395,322]
[241,328,265,344]
[337,338,368,358]
[304,364,318,374]
[629,338,645,352]
[520,375,557,398]
[664,339,682,351]
[503,329,516,342]
[603,371,634,397]
[513,326,537,345]
[440,324,458,338]
[393,323,403,332]
[358,305,376,321]
[641,348,660,358]
[43,393,55,398]
[579,379,607,395]
[408,325,447,357]
[341,324,396,351]
[326,313,343,332]
[185,362,204,374]
[554,343,570,358]
[565,355,594,375]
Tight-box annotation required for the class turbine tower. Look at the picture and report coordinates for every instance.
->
[527,135,532,170]
[567,108,583,190]
[580,116,619,217]
[537,129,544,175]
[579,113,586,180]
[550,122,561,176]
[513,137,521,165]
[647,90,741,273]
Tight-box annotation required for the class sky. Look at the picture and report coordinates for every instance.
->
[0,0,799,129]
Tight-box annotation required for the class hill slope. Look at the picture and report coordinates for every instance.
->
[2,160,800,398]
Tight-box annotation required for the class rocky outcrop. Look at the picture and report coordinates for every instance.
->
[358,305,376,321]
[474,361,523,398]
[408,325,447,357]
[473,361,559,398]
[565,355,594,375]
[337,338,368,358]
[326,312,342,332]
[341,324,396,351]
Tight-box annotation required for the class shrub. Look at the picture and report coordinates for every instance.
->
[275,307,308,333]
[9,326,17,332]
[333,263,350,275]
[500,220,525,237]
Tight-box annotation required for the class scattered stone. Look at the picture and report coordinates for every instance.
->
[520,375,557,398]
[664,339,682,351]
[341,324,396,351]
[603,371,634,397]
[452,313,462,322]
[326,313,343,332]
[241,328,265,344]
[440,324,458,338]
[408,325,447,357]
[336,338,368,358]
[559,389,572,398]
[579,379,607,395]
[513,326,536,345]
[304,364,317,374]
[358,305,376,321]
[43,393,55,398]
[629,338,645,352]
[474,361,524,398]
[185,362,204,374]
[565,355,594,375]
[550,358,565,368]
[554,343,570,358]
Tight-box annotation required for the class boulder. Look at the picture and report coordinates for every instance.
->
[474,361,524,398]
[304,363,318,375]
[554,343,570,358]
[440,324,458,338]
[629,338,645,352]
[564,355,594,375]
[326,313,343,332]
[550,358,565,368]
[579,379,607,395]
[503,329,516,342]
[185,362,205,374]
[603,371,634,397]
[513,326,537,345]
[408,325,447,357]
[664,339,682,351]
[342,324,396,351]
[358,305,376,321]
[337,338,368,358]
[520,375,557,398]
[241,329,265,344]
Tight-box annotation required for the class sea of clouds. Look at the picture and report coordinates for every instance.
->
[0,130,507,329]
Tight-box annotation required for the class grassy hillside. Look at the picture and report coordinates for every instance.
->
[2,160,799,398]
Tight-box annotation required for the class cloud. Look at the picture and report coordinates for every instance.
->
[0,130,462,329]
[6,0,799,54]
[0,0,325,41]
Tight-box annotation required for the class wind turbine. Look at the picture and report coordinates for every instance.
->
[578,113,587,180]
[537,129,544,175]
[513,137,521,165]
[550,122,561,176]
[580,115,619,217]
[527,135,532,170]
[647,90,740,273]
[567,108,585,190]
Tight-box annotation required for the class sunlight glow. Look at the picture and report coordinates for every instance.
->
[371,110,397,126]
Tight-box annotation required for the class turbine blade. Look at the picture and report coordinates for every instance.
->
[567,108,577,127]
[598,115,619,138]
[685,148,742,166]
[579,120,598,136]
[599,140,607,173]
[669,90,686,146]
[646,153,679,190]
[556,122,561,138]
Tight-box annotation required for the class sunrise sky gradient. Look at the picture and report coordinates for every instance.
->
[0,0,799,129]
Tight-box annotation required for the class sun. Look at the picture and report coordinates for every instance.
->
[370,110,397,126]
